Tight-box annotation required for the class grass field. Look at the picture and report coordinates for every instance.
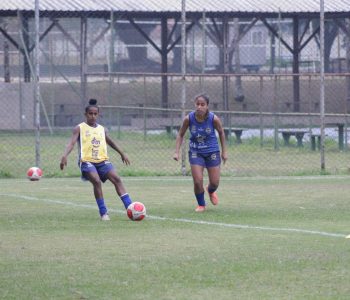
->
[1,176,350,299]
[2,130,350,179]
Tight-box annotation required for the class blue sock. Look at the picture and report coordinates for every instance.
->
[195,192,206,206]
[96,198,107,216]
[120,193,132,209]
[208,185,217,194]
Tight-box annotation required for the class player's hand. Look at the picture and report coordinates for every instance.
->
[173,153,179,161]
[60,157,67,170]
[221,151,228,165]
[121,153,130,165]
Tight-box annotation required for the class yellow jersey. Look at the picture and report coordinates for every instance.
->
[78,122,109,163]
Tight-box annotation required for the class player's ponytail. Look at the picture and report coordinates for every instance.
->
[89,99,97,106]
[85,98,99,112]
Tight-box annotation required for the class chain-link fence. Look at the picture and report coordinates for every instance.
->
[1,3,350,178]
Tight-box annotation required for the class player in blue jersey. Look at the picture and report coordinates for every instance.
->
[173,94,228,212]
[60,99,134,221]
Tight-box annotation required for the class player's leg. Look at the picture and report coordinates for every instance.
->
[190,164,206,212]
[189,151,206,211]
[106,170,132,209]
[84,170,109,219]
[205,152,221,205]
[206,166,220,204]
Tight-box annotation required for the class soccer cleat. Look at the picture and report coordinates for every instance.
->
[207,185,219,205]
[101,214,110,221]
[195,205,206,212]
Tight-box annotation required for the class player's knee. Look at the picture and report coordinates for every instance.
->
[193,179,203,189]
[209,183,219,190]
[90,177,102,186]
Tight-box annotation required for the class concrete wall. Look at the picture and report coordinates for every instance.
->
[0,83,34,130]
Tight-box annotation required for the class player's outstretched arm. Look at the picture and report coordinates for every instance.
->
[105,133,130,165]
[60,126,80,170]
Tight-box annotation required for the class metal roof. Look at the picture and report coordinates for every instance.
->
[1,0,350,15]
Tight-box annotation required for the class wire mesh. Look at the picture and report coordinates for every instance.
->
[1,5,350,178]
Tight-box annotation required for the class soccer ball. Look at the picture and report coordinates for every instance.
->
[27,167,43,181]
[127,202,146,221]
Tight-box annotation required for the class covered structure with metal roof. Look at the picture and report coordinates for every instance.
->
[1,0,350,16]
[0,0,350,112]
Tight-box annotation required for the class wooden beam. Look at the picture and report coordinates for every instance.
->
[260,17,294,54]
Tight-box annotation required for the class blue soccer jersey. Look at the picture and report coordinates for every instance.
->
[188,111,220,154]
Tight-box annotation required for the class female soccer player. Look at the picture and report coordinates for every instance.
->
[60,98,133,221]
[173,94,228,212]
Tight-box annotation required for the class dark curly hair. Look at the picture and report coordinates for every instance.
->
[85,98,99,112]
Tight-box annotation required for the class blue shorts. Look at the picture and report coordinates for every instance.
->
[80,161,114,182]
[188,151,221,168]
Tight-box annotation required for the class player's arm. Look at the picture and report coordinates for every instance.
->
[105,131,130,165]
[173,116,189,161]
[60,125,80,170]
[213,115,228,164]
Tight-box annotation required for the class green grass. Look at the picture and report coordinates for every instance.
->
[2,130,350,178]
[1,177,350,299]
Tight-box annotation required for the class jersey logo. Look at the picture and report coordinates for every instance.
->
[206,127,211,134]
[91,137,101,148]
[191,125,196,133]
[196,134,205,143]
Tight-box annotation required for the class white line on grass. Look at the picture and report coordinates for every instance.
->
[1,193,347,239]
